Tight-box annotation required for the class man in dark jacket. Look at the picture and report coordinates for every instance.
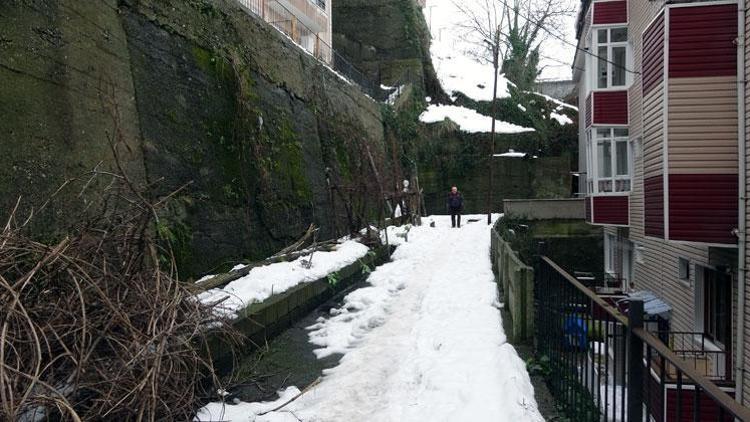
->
[446,186,464,228]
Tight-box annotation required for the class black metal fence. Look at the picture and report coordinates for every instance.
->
[535,256,750,422]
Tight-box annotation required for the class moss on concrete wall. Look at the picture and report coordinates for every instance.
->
[0,0,392,277]
[332,0,446,100]
[0,0,146,237]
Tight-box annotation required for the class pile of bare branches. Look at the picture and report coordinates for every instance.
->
[0,179,237,420]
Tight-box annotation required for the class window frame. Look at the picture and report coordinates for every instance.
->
[592,26,630,90]
[694,266,733,351]
[587,127,632,195]
[703,270,732,349]
[604,233,617,275]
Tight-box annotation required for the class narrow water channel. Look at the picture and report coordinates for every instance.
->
[228,277,376,403]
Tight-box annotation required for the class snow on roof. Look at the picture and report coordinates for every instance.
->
[420,104,534,134]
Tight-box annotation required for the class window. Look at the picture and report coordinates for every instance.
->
[621,241,634,290]
[585,131,594,194]
[678,258,690,280]
[595,27,629,89]
[604,233,617,274]
[703,269,731,348]
[588,128,631,193]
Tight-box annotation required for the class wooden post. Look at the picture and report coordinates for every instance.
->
[261,0,266,19]
[487,26,500,226]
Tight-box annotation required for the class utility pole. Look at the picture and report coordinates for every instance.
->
[487,26,500,225]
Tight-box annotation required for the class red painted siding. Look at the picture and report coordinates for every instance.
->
[592,195,629,225]
[668,174,738,244]
[593,91,628,125]
[665,387,734,422]
[592,1,627,25]
[644,175,664,238]
[585,93,592,128]
[585,196,592,223]
[646,373,665,422]
[643,13,664,95]
[668,4,737,78]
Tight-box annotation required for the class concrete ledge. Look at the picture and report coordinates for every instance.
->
[503,198,584,220]
[491,224,534,342]
[209,245,391,372]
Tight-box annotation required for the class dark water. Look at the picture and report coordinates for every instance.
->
[228,278,370,403]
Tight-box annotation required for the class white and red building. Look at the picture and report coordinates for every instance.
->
[574,0,750,417]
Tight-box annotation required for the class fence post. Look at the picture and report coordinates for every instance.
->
[525,266,534,339]
[627,299,644,422]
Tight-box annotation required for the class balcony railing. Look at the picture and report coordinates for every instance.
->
[235,0,386,99]
[655,331,732,384]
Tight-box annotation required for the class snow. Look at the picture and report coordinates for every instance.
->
[198,215,544,421]
[425,0,577,88]
[425,1,511,102]
[386,85,406,105]
[517,104,527,112]
[420,105,534,134]
[527,91,579,111]
[494,150,528,158]
[195,386,301,422]
[550,112,573,125]
[198,240,370,318]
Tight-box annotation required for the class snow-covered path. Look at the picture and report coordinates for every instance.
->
[198,215,544,422]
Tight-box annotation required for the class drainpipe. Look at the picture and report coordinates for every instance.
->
[736,0,747,405]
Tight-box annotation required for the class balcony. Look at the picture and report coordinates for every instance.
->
[536,258,748,421]
[238,0,331,63]
[653,332,731,384]
[584,91,628,129]
[274,0,328,33]
[585,194,629,226]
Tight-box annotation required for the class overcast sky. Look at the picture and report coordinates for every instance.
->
[537,0,579,81]
[423,0,579,82]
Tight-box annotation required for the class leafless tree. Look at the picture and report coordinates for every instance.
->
[453,0,576,72]
[451,0,576,224]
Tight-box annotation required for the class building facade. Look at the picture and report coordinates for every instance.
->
[240,0,333,63]
[574,0,750,412]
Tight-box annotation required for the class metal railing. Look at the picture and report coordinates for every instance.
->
[235,0,387,99]
[535,256,750,422]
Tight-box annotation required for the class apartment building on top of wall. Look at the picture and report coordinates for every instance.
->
[239,0,333,63]
[574,0,750,416]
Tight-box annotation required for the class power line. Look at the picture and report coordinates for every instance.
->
[539,52,586,74]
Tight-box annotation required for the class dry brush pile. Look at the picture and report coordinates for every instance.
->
[0,180,238,421]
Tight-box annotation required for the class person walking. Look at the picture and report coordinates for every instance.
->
[446,186,464,228]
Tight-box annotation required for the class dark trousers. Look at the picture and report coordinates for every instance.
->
[450,209,461,227]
